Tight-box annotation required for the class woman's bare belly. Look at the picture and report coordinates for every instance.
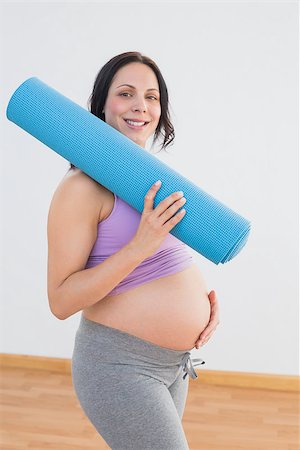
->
[83,263,211,351]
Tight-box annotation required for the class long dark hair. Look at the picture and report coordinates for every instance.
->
[69,51,175,170]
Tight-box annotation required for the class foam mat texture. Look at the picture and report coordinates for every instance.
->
[6,77,251,264]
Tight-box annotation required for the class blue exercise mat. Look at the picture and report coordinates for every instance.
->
[6,77,251,264]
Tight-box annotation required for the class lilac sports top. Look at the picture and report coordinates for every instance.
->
[84,192,196,296]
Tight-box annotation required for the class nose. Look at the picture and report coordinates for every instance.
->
[131,96,147,113]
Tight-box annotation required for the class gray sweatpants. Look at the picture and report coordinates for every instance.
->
[71,314,205,450]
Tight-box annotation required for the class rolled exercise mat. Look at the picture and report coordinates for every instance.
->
[6,77,251,264]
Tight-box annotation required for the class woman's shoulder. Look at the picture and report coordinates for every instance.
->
[61,168,108,196]
[57,168,114,222]
[52,168,108,222]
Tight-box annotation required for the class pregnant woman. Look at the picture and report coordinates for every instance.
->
[47,51,220,449]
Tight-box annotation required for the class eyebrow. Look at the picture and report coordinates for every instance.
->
[116,84,159,93]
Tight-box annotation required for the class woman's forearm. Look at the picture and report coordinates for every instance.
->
[49,242,147,320]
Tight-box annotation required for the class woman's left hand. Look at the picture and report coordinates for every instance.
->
[194,290,220,349]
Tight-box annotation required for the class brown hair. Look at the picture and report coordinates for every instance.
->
[69,51,175,170]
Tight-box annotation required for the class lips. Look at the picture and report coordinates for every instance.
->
[123,118,149,129]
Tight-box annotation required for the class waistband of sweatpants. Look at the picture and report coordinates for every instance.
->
[77,313,194,365]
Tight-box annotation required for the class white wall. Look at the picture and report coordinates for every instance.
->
[0,1,298,376]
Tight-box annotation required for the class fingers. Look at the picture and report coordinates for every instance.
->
[144,180,162,212]
[163,203,186,231]
[195,335,211,349]
[162,195,186,220]
[157,190,186,225]
[208,290,220,319]
[195,327,215,348]
[195,290,220,349]
[208,290,217,302]
[144,181,186,225]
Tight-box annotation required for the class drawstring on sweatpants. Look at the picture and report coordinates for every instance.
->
[181,353,205,380]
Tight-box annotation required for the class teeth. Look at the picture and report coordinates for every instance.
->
[126,120,146,127]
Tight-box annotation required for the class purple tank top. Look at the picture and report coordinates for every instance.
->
[84,192,196,296]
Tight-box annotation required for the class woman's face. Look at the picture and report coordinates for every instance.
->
[102,62,161,148]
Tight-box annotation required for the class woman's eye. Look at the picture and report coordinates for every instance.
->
[120,92,158,100]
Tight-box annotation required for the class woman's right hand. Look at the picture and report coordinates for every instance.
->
[129,180,187,259]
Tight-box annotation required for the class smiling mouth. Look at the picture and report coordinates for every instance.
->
[123,119,149,129]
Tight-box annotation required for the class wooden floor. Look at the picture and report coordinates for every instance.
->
[1,366,299,450]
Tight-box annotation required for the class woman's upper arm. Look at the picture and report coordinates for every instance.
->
[47,174,101,306]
